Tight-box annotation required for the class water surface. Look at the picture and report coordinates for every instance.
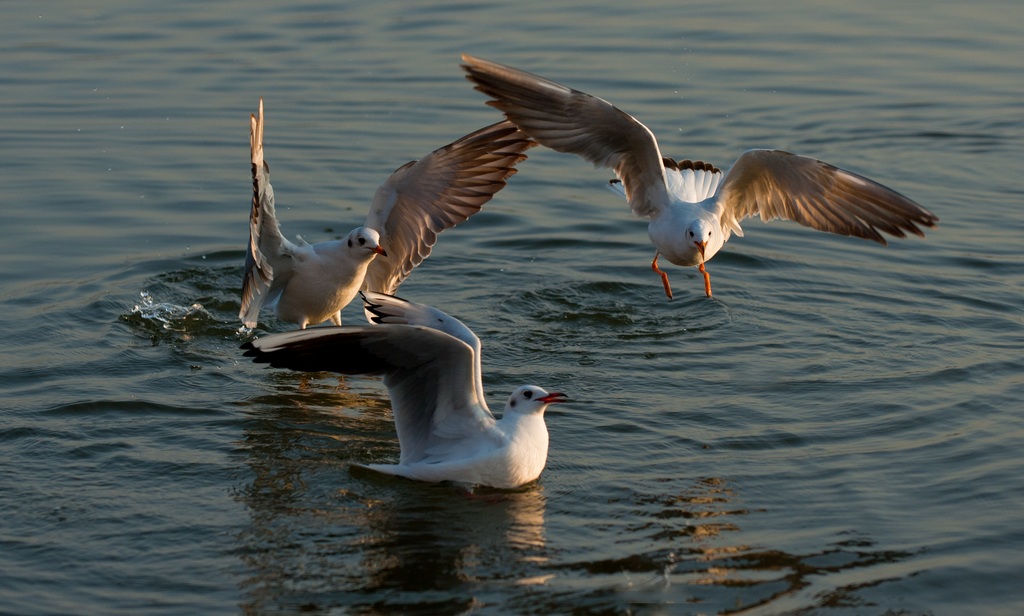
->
[2,1,1023,614]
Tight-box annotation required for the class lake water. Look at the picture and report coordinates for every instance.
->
[2,1,1022,614]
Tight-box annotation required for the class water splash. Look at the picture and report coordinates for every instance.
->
[129,290,211,332]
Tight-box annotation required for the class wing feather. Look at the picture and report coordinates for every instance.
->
[715,149,938,244]
[461,54,670,219]
[361,120,534,295]
[240,98,298,327]
[241,323,494,465]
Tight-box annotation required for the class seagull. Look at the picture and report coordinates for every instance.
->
[461,54,939,299]
[240,97,535,328]
[241,291,568,489]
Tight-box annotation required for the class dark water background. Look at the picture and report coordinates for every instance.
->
[2,1,1022,614]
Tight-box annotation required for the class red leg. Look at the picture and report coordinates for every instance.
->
[698,262,712,297]
[651,252,673,299]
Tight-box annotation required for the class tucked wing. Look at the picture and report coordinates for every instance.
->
[715,149,938,244]
[242,323,494,464]
[461,54,670,219]
[240,98,298,327]
[361,120,534,295]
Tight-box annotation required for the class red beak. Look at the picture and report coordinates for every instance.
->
[538,392,569,404]
[372,245,387,257]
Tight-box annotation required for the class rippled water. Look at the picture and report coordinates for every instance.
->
[3,1,1023,614]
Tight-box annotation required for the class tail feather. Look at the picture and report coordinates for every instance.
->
[609,158,723,205]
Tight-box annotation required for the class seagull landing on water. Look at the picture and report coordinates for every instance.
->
[460,55,939,299]
[240,98,535,329]
[241,292,568,489]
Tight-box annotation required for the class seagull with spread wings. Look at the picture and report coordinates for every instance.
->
[242,292,568,489]
[240,97,535,328]
[461,55,938,299]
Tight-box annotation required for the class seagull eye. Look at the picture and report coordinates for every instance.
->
[523,390,533,399]
[358,237,366,246]
[687,230,694,237]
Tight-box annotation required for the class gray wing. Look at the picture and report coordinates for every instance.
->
[715,149,939,244]
[240,98,298,327]
[361,120,535,295]
[461,54,670,219]
[361,291,486,404]
[241,323,495,464]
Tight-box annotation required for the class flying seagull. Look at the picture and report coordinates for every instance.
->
[461,54,938,298]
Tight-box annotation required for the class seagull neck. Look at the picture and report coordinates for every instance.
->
[499,407,545,432]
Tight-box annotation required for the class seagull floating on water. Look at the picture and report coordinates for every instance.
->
[240,98,535,328]
[461,55,939,299]
[242,291,568,489]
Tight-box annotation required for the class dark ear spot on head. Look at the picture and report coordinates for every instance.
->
[348,239,352,248]
[510,399,516,408]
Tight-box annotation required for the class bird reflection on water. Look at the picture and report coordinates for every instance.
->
[124,269,918,613]
[231,375,915,613]
[233,375,550,613]
[526,477,914,613]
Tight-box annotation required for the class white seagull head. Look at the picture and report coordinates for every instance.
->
[505,385,568,416]
[346,226,387,258]
[686,218,717,261]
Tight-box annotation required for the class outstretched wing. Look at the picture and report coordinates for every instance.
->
[240,98,297,327]
[461,54,670,219]
[715,149,938,244]
[361,291,486,404]
[242,323,494,464]
[361,120,534,295]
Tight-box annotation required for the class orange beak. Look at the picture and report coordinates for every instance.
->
[372,245,387,257]
[694,240,707,260]
[694,241,712,297]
